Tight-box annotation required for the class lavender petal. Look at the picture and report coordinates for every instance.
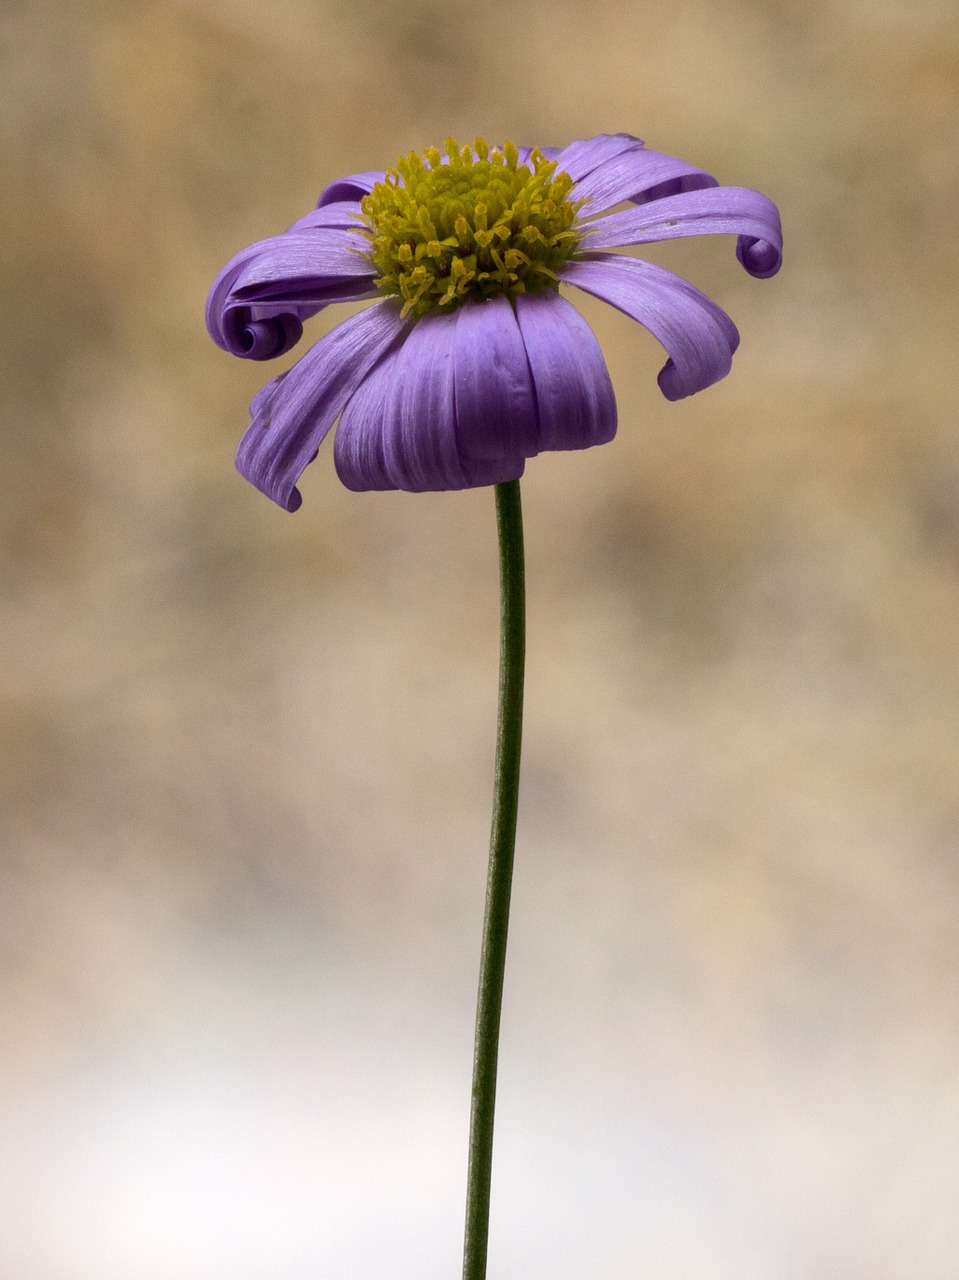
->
[227,228,375,303]
[513,291,617,451]
[552,133,644,183]
[317,170,387,208]
[334,304,527,492]
[515,144,564,167]
[286,200,367,233]
[574,148,719,216]
[206,228,378,360]
[581,186,783,278]
[561,254,740,400]
[236,299,408,510]
[451,296,540,463]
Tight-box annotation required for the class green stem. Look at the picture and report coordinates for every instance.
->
[462,479,526,1280]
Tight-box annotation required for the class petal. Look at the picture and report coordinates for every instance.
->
[207,304,308,362]
[207,255,310,361]
[515,144,564,167]
[513,291,617,451]
[236,299,408,511]
[573,148,719,216]
[580,186,783,278]
[317,170,387,207]
[450,296,540,462]
[561,254,740,400]
[286,200,366,233]
[334,307,526,492]
[552,133,644,183]
[227,228,375,304]
[206,227,378,360]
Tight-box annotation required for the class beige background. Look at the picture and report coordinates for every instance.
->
[3,0,959,1276]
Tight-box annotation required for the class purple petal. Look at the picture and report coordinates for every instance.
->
[334,305,526,492]
[450,296,540,462]
[286,200,366,233]
[552,134,644,183]
[210,306,308,362]
[334,318,470,492]
[207,255,310,361]
[573,148,719,216]
[206,228,378,360]
[515,144,564,167]
[236,300,408,511]
[561,254,740,400]
[513,291,616,451]
[227,228,375,304]
[581,186,783,278]
[317,170,387,207]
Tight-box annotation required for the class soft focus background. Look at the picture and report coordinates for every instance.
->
[2,0,959,1276]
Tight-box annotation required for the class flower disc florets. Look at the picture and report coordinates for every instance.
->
[360,138,585,320]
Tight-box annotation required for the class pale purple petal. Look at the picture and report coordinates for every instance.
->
[573,148,718,216]
[581,186,783,278]
[513,291,616,451]
[206,228,378,359]
[228,229,375,303]
[552,133,644,183]
[561,254,740,400]
[209,305,308,362]
[286,200,366,233]
[317,170,387,207]
[515,144,564,167]
[334,316,472,491]
[332,346,411,491]
[451,296,540,462]
[334,306,525,492]
[207,253,309,360]
[236,300,408,510]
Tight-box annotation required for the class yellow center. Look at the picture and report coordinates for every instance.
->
[359,138,585,320]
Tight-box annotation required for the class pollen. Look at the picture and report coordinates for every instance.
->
[358,138,585,320]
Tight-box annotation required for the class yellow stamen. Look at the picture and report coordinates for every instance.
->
[358,136,585,320]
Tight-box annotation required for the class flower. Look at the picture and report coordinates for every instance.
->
[206,134,781,510]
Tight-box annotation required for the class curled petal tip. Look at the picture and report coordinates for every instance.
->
[656,359,686,402]
[284,486,303,513]
[238,314,304,360]
[562,254,739,400]
[737,234,781,279]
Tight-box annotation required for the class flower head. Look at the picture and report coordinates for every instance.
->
[206,133,782,510]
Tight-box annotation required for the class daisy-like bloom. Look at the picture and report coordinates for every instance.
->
[206,134,782,510]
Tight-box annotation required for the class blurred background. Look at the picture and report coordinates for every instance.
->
[2,0,959,1275]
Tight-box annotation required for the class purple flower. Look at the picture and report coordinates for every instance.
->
[206,134,781,510]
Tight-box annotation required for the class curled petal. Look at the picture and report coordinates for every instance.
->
[236,300,408,510]
[218,310,306,361]
[513,291,616,451]
[561,254,740,400]
[206,274,313,362]
[317,170,387,207]
[206,228,378,359]
[224,228,375,304]
[736,232,780,279]
[552,133,644,183]
[580,186,783,278]
[334,306,526,492]
[573,148,718,216]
